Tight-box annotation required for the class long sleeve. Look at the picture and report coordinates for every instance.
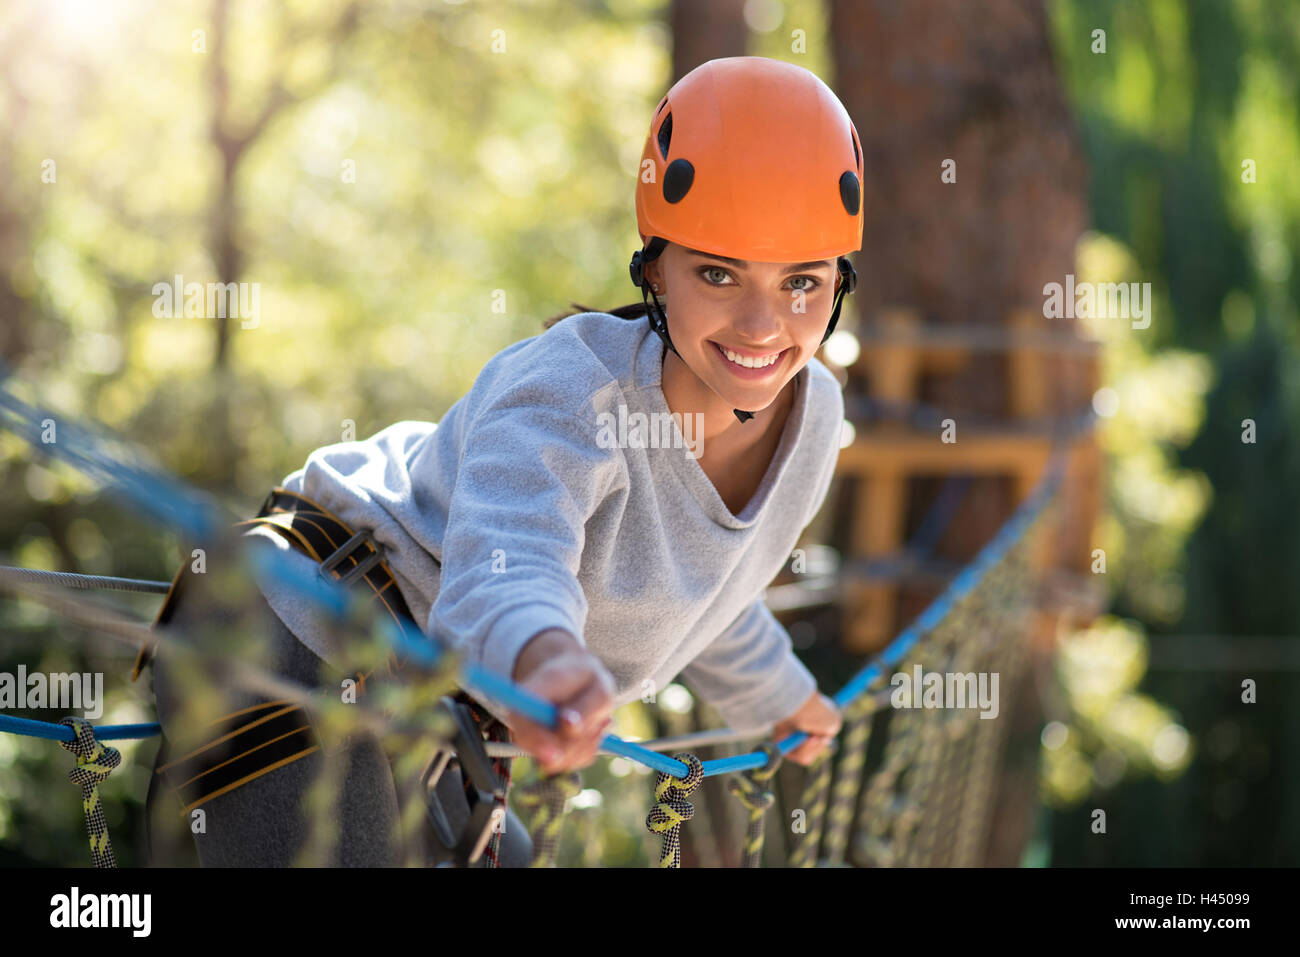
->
[677,596,818,734]
[428,393,621,692]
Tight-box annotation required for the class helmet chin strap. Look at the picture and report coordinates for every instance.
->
[642,283,756,424]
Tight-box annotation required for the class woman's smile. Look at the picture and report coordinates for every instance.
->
[708,340,790,379]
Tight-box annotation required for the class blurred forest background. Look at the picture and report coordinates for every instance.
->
[1,0,1297,867]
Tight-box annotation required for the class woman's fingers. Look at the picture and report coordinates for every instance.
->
[508,707,610,775]
[506,646,619,774]
[787,734,835,766]
[508,715,559,764]
[548,714,610,772]
[563,677,615,738]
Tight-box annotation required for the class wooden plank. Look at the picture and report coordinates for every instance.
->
[859,308,921,402]
[838,430,1055,475]
[1008,310,1050,420]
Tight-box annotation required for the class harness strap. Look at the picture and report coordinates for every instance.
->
[132,487,414,682]
[155,699,321,814]
[141,486,511,859]
[130,560,189,682]
[141,488,412,816]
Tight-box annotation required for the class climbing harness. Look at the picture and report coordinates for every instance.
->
[141,486,514,866]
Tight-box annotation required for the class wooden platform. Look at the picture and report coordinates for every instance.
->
[828,308,1103,653]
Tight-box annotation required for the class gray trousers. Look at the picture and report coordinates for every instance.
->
[145,568,532,867]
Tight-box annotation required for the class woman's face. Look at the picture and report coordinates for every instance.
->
[644,242,838,418]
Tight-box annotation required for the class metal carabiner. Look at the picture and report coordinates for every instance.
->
[421,696,507,867]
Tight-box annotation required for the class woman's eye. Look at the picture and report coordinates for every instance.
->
[700,266,733,285]
[789,276,821,291]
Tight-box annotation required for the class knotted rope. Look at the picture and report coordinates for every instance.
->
[515,770,583,867]
[726,741,783,868]
[58,716,121,868]
[645,752,704,868]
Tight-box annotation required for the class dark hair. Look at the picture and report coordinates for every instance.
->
[542,301,651,331]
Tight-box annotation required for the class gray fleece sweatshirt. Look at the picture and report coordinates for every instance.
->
[244,310,844,733]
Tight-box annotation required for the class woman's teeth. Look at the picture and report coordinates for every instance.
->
[720,346,782,368]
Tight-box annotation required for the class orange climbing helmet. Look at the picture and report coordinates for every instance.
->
[628,57,863,389]
[634,56,864,262]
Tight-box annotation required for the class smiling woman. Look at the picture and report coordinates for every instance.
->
[546,56,859,435]
[537,56,862,524]
[140,57,858,869]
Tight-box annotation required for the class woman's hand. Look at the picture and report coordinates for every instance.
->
[771,690,842,766]
[508,629,615,776]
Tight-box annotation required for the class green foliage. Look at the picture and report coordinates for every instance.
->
[1045,0,1300,864]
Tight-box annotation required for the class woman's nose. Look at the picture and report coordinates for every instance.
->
[728,296,787,343]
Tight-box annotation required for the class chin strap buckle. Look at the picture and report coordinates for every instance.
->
[821,256,858,344]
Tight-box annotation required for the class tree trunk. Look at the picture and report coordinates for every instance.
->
[830,0,1089,867]
[671,0,748,83]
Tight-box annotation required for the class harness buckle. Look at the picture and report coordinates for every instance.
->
[257,488,279,517]
[318,530,384,588]
[421,697,507,867]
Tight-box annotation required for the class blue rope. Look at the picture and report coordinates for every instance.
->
[244,548,695,776]
[0,714,159,742]
[699,449,1066,779]
[0,371,226,543]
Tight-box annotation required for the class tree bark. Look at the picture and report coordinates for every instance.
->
[671,0,749,84]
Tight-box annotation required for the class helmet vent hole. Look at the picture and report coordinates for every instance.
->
[850,127,860,170]
[663,158,694,203]
[658,112,673,160]
[839,170,860,216]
